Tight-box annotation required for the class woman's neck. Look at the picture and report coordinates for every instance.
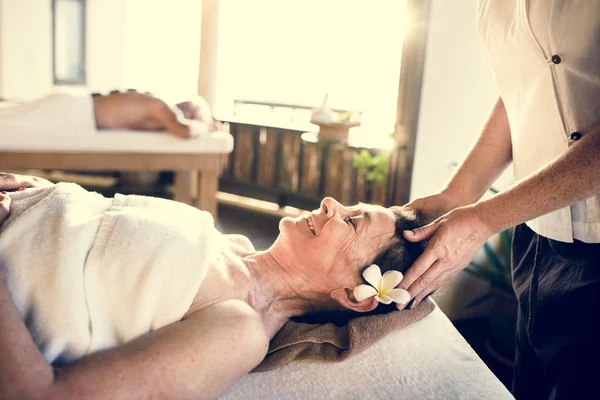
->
[243,251,314,318]
[190,243,320,320]
[189,240,334,337]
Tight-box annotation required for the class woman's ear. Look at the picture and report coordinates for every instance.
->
[330,287,378,313]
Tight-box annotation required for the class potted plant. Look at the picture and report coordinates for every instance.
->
[352,149,389,203]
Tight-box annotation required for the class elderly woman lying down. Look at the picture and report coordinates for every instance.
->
[0,172,425,399]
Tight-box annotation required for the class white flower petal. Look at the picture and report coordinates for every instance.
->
[376,294,394,305]
[380,270,404,292]
[353,285,378,302]
[386,288,411,305]
[362,264,382,288]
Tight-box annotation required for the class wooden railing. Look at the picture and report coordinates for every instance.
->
[218,119,401,210]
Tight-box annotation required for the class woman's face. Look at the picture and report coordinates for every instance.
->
[275,197,397,286]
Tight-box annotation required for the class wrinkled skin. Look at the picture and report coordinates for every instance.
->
[269,197,403,312]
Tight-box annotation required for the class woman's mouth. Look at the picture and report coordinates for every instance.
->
[306,216,316,235]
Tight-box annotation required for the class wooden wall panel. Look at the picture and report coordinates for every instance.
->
[353,171,368,204]
[224,122,392,208]
[370,185,387,206]
[221,122,233,177]
[340,149,353,205]
[300,142,321,198]
[256,127,278,187]
[222,154,232,177]
[323,147,352,204]
[278,132,301,192]
[232,124,255,182]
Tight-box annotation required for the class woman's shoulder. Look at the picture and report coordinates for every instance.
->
[224,234,255,254]
[185,299,269,351]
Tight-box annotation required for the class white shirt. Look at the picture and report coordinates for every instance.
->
[477,0,600,243]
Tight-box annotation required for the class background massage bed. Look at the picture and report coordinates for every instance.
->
[222,304,514,400]
[0,130,233,218]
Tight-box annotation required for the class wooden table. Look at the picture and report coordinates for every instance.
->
[0,131,234,219]
[0,151,227,218]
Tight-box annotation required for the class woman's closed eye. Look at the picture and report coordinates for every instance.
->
[344,216,357,229]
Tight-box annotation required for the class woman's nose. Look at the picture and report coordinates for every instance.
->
[320,197,342,218]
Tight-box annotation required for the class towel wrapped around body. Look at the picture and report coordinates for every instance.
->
[0,182,219,364]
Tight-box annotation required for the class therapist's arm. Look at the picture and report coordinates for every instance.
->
[0,271,268,400]
[398,124,600,307]
[406,97,513,223]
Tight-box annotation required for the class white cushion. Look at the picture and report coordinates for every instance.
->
[222,306,513,400]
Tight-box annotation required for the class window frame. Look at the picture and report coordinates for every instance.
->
[52,0,87,85]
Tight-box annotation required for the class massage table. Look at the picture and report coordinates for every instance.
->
[0,130,233,218]
[222,304,514,400]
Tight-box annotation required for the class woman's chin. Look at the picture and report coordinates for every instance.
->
[278,217,292,234]
[278,218,312,244]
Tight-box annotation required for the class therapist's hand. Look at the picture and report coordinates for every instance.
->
[405,190,460,225]
[396,205,494,309]
[0,172,53,192]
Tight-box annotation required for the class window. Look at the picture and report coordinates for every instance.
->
[53,0,86,85]
[215,0,408,133]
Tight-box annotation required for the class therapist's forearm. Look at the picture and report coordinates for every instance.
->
[443,97,513,206]
[0,273,54,399]
[474,127,600,236]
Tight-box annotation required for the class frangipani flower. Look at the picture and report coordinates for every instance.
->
[353,264,411,305]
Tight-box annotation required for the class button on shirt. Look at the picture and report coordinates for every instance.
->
[477,0,600,243]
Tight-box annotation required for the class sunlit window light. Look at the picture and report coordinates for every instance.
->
[215,0,408,136]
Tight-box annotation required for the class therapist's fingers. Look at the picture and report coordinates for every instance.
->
[410,270,456,309]
[0,172,30,191]
[396,251,438,308]
[0,173,52,191]
[403,221,438,243]
[405,259,445,299]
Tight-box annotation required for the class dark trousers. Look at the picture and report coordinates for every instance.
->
[511,224,600,400]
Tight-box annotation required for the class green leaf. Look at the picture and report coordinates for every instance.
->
[352,150,388,188]
[366,171,377,181]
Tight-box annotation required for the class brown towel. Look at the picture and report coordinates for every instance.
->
[254,298,436,372]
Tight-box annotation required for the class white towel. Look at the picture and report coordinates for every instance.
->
[0,183,219,364]
[0,93,97,136]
